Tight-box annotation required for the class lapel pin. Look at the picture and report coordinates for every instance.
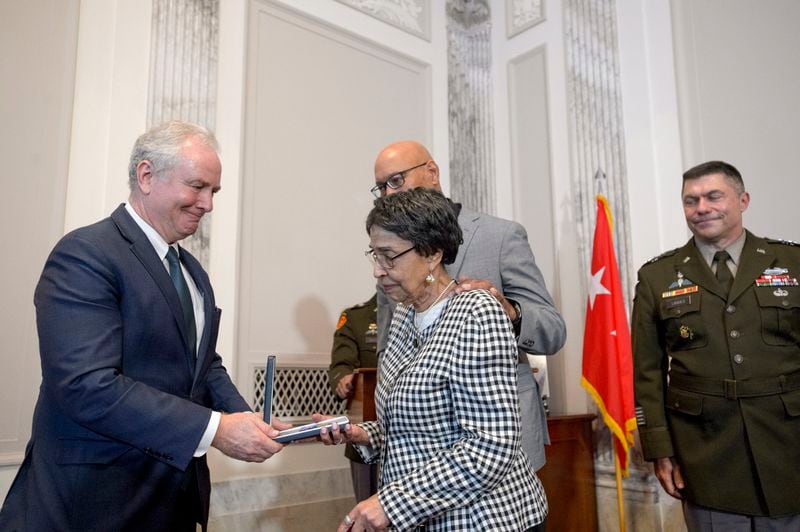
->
[757,248,766,254]
[683,256,691,264]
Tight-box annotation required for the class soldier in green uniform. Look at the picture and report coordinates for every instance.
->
[328,293,379,502]
[632,161,800,531]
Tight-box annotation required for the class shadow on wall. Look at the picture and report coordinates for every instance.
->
[293,295,334,353]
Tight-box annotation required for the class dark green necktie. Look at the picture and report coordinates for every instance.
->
[713,250,733,295]
[166,247,197,356]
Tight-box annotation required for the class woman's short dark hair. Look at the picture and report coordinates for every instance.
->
[366,188,463,265]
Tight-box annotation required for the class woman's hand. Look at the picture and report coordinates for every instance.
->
[312,413,369,445]
[339,494,389,532]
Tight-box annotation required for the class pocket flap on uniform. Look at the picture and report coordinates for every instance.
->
[781,390,800,417]
[56,437,132,465]
[665,388,703,416]
[754,287,800,309]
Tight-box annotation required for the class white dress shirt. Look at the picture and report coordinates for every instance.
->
[124,203,220,456]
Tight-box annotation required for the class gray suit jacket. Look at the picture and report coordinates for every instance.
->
[378,205,566,469]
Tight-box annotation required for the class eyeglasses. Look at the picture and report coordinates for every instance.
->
[365,246,415,269]
[370,162,428,198]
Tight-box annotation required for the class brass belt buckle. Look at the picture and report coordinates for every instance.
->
[723,379,737,400]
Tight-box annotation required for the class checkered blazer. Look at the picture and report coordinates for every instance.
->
[357,290,547,531]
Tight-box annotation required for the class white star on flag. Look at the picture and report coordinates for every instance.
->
[588,266,611,310]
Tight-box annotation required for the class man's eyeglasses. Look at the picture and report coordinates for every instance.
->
[365,246,415,269]
[370,161,428,198]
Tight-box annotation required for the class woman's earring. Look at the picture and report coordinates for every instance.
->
[425,273,435,285]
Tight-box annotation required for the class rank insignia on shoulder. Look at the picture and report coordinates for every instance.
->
[662,285,699,298]
[336,312,347,330]
[645,248,679,264]
[766,238,800,247]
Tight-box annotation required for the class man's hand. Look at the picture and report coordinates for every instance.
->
[336,373,355,399]
[654,456,685,499]
[338,494,390,532]
[455,276,517,321]
[211,412,284,462]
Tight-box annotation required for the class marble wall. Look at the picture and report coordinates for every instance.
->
[148,0,219,266]
[446,0,496,214]
[209,467,354,531]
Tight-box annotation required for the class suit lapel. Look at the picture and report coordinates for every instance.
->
[671,239,728,300]
[111,205,196,377]
[729,231,775,303]
[449,207,480,280]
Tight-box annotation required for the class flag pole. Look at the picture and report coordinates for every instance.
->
[614,447,626,532]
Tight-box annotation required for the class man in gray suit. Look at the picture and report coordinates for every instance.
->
[371,141,566,477]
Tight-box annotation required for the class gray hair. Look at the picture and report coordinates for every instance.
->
[128,120,219,190]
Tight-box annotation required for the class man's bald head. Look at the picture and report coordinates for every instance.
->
[372,140,441,197]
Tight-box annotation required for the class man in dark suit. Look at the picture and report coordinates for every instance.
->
[0,121,286,531]
[632,161,800,530]
[371,141,566,479]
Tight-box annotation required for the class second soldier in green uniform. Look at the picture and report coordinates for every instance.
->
[328,293,379,502]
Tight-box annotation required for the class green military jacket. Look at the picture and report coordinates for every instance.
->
[328,294,378,462]
[632,231,800,517]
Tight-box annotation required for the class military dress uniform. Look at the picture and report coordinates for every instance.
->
[632,231,800,517]
[328,294,379,502]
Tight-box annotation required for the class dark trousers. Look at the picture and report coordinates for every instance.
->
[683,500,800,532]
[350,459,379,503]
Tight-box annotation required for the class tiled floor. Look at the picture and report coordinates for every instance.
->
[208,496,356,531]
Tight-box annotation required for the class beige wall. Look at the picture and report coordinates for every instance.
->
[671,0,800,241]
[0,0,80,499]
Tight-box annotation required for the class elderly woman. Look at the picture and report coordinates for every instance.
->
[322,188,547,531]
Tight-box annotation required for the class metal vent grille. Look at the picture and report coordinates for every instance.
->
[253,366,345,421]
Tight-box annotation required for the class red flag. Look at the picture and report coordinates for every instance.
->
[581,195,636,475]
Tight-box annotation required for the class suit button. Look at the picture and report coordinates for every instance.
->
[730,330,740,339]
[673,402,680,408]
[726,305,736,313]
[733,354,744,364]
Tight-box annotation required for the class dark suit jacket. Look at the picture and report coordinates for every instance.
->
[377,205,566,470]
[632,231,800,517]
[0,205,249,531]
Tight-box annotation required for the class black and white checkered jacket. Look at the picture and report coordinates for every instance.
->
[357,290,547,531]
